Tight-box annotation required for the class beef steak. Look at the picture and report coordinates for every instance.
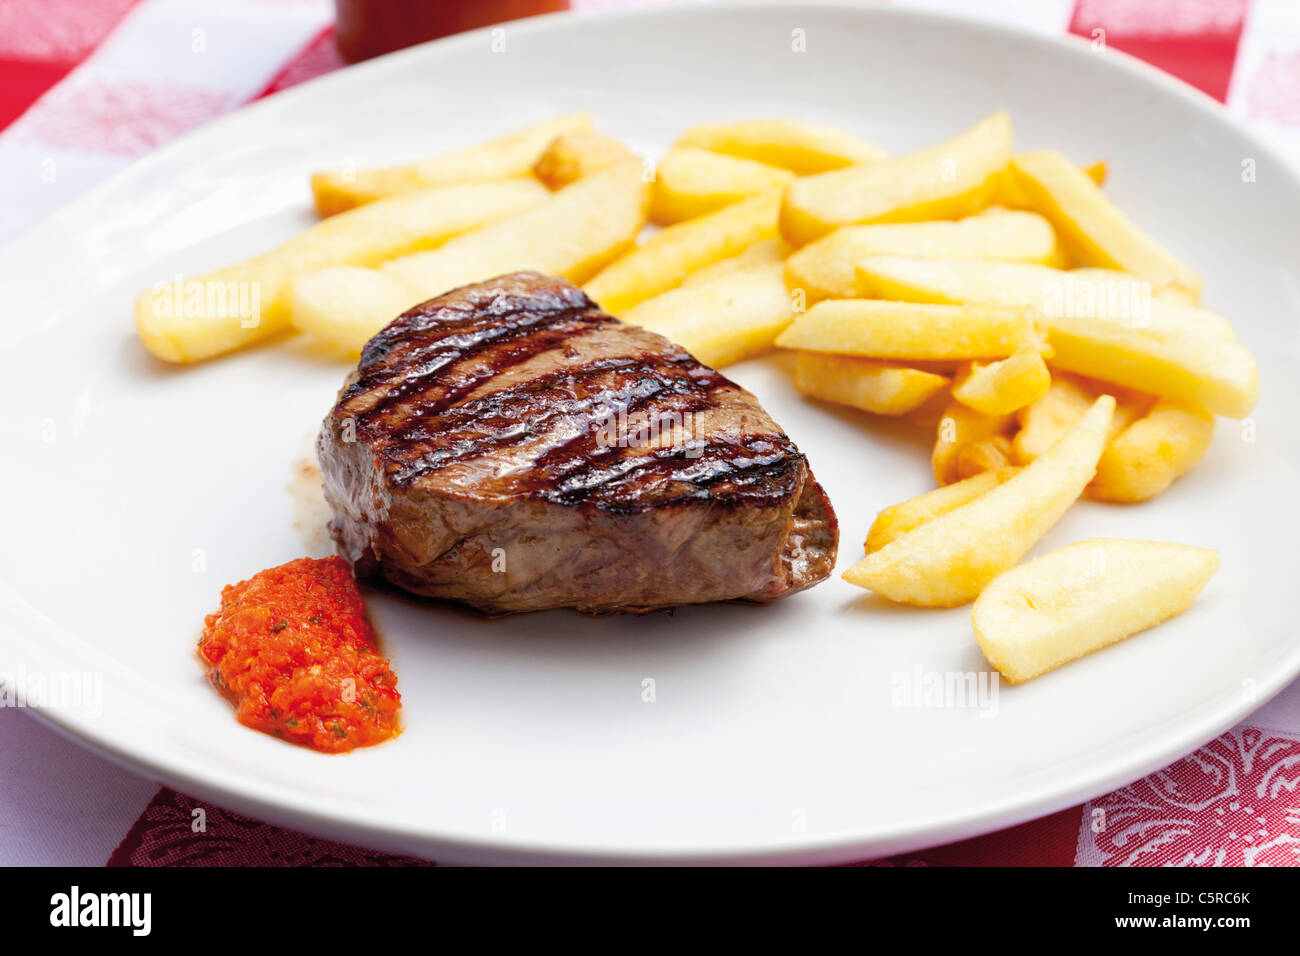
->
[318,271,837,614]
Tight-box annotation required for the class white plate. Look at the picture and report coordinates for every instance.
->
[3,2,1299,865]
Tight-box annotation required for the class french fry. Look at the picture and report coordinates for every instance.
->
[932,399,1017,485]
[857,257,1234,340]
[951,345,1051,416]
[1070,267,1198,306]
[1013,374,1153,466]
[1013,374,1113,463]
[291,159,650,353]
[855,256,1257,417]
[532,128,633,189]
[136,259,288,365]
[382,159,647,288]
[618,263,795,368]
[843,396,1115,606]
[650,147,794,224]
[287,267,422,356]
[974,539,1219,683]
[856,255,1061,305]
[1042,308,1256,418]
[273,179,550,268]
[583,188,781,315]
[793,352,950,416]
[1089,398,1215,503]
[675,119,887,174]
[310,112,591,215]
[779,112,1013,246]
[973,206,1071,268]
[775,299,1039,361]
[995,160,1106,209]
[681,237,789,287]
[1007,150,1202,302]
[135,178,550,363]
[1013,381,1085,463]
[784,209,1060,301]
[865,467,1020,554]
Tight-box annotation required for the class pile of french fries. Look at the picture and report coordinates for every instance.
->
[135,110,1257,684]
[770,113,1247,682]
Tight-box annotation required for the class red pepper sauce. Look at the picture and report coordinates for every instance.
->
[198,557,400,753]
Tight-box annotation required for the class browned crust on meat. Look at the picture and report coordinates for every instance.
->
[319,271,838,614]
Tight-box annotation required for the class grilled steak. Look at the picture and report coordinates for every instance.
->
[318,271,837,614]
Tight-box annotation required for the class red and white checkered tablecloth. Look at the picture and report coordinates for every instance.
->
[2,0,1299,867]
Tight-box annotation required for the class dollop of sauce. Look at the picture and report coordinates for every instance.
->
[198,557,399,752]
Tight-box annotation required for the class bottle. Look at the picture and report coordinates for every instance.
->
[335,0,571,63]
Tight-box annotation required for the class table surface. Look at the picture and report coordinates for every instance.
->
[2,0,1299,867]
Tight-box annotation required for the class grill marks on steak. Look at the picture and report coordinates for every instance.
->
[320,271,838,614]
[343,282,610,426]
[334,281,800,512]
[384,351,714,497]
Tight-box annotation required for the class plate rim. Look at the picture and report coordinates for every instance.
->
[4,1,1300,864]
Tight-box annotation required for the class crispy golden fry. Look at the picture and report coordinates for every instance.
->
[1088,398,1215,502]
[288,267,422,356]
[136,259,287,364]
[619,263,794,368]
[996,160,1107,210]
[865,467,1020,554]
[583,188,781,315]
[858,258,1233,340]
[291,160,650,353]
[857,254,1058,304]
[854,256,1258,417]
[1013,374,1102,463]
[273,179,550,268]
[932,399,1017,486]
[951,346,1051,416]
[1012,373,1149,464]
[843,396,1115,607]
[135,178,550,363]
[650,147,794,224]
[381,159,648,288]
[675,119,887,174]
[784,209,1060,301]
[969,205,1069,269]
[779,112,1013,246]
[681,237,789,287]
[532,128,633,189]
[1043,309,1255,418]
[310,112,591,215]
[1007,150,1202,302]
[974,538,1219,683]
[775,299,1039,361]
[793,352,950,416]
